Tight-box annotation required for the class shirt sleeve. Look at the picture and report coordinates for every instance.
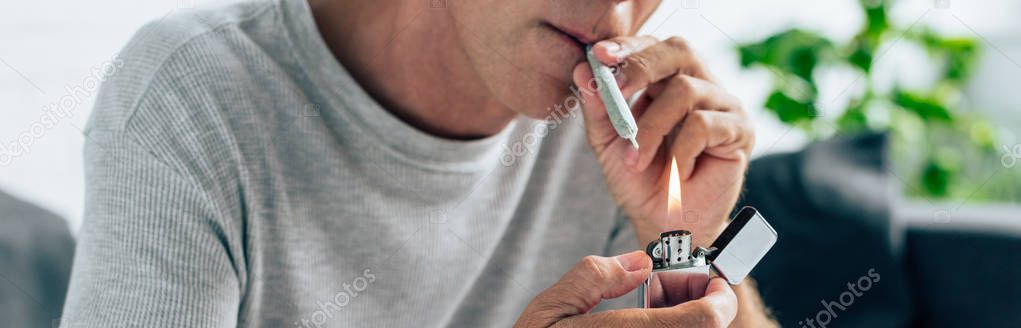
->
[60,130,241,327]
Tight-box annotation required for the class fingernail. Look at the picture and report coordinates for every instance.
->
[598,41,629,62]
[615,252,648,272]
[600,41,622,57]
[625,146,639,167]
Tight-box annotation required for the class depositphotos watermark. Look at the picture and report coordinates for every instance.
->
[798,268,881,328]
[1001,144,1020,168]
[499,60,629,167]
[294,269,377,328]
[0,55,124,167]
[499,91,582,167]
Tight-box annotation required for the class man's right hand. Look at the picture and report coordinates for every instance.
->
[513,251,737,328]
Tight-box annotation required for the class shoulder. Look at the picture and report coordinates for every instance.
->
[83,1,290,202]
[87,0,282,134]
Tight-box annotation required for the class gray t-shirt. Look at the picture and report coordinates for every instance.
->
[61,0,637,326]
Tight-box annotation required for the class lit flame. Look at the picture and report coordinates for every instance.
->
[667,157,682,219]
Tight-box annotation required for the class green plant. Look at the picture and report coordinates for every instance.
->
[737,0,1010,201]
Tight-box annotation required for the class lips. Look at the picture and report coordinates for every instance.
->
[544,22,597,48]
[551,23,597,45]
[537,21,601,82]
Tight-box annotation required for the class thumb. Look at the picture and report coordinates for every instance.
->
[530,252,652,317]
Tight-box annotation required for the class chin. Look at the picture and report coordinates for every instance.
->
[501,70,581,121]
[513,87,579,120]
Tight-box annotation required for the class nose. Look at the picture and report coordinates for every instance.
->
[591,1,638,38]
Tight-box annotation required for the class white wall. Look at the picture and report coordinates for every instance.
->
[2,0,1018,232]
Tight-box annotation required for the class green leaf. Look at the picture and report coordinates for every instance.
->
[920,150,960,198]
[966,118,997,151]
[921,159,954,198]
[892,89,954,122]
[765,90,818,124]
[837,100,870,132]
[861,0,890,38]
[909,28,980,83]
[847,37,876,72]
[844,0,890,71]
[941,38,980,82]
[738,29,835,82]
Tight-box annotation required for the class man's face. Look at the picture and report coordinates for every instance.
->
[447,0,662,119]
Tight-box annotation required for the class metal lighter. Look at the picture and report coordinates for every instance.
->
[637,206,778,308]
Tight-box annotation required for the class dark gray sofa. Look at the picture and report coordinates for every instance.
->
[743,132,1021,327]
[0,191,74,328]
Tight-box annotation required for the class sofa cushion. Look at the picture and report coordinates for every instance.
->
[740,132,914,327]
[0,191,75,328]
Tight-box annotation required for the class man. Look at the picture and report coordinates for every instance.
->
[62,0,775,326]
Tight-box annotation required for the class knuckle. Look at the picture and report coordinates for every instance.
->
[579,255,601,267]
[672,74,695,93]
[704,315,725,328]
[626,55,655,82]
[692,299,714,314]
[686,57,707,77]
[727,94,745,113]
[691,301,725,328]
[666,36,691,52]
[670,76,698,113]
[577,256,607,281]
[565,256,613,304]
[689,110,712,130]
[519,298,558,325]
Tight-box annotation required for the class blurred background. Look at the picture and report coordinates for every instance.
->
[1,0,1018,327]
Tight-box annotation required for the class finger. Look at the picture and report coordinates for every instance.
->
[612,36,714,97]
[669,110,753,180]
[518,251,652,327]
[547,252,652,311]
[557,279,737,328]
[572,61,602,125]
[572,62,614,153]
[632,75,744,172]
[590,35,659,64]
[554,308,661,327]
[692,278,739,326]
[573,62,641,162]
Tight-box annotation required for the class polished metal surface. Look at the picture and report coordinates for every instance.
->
[709,210,777,285]
[638,264,711,308]
[638,207,777,307]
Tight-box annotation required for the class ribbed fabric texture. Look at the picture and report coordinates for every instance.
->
[60,0,638,327]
